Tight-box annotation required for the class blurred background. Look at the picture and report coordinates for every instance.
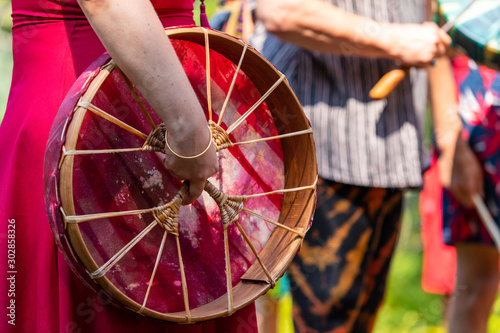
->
[0,0,11,123]
[1,0,499,332]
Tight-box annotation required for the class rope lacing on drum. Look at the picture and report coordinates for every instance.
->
[204,181,246,229]
[142,120,235,154]
[54,34,320,322]
[143,123,213,159]
[204,181,276,293]
[142,124,167,152]
[86,185,188,281]
[151,187,185,236]
[209,120,233,152]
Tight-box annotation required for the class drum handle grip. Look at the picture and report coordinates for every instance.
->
[369,67,410,100]
[178,182,189,201]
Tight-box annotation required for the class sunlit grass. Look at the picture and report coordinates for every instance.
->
[0,33,12,122]
[373,192,446,333]
[0,1,12,123]
[375,192,500,333]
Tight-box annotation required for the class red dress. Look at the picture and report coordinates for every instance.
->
[0,1,256,332]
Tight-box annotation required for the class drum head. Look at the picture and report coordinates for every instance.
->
[438,0,500,70]
[44,27,317,323]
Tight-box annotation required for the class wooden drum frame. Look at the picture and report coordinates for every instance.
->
[44,27,317,323]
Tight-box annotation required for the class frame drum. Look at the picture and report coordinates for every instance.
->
[44,27,317,323]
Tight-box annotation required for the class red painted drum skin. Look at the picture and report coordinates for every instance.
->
[44,27,317,323]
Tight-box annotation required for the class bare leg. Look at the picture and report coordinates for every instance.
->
[447,244,499,333]
[443,293,452,325]
[256,294,278,333]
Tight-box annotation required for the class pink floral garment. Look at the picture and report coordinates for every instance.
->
[442,56,500,245]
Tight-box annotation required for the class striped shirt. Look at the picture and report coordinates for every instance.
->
[252,0,428,188]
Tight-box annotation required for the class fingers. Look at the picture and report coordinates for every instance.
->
[450,168,483,207]
[423,22,450,63]
[433,25,451,59]
[155,147,218,206]
[394,22,452,67]
[182,179,206,205]
[451,168,484,208]
[439,138,484,208]
[437,27,452,46]
[457,189,475,208]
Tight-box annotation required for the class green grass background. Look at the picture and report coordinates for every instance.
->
[1,1,500,332]
[0,0,11,123]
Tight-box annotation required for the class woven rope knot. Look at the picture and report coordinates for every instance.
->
[152,205,179,236]
[152,184,187,235]
[204,181,246,229]
[209,120,233,152]
[142,124,167,152]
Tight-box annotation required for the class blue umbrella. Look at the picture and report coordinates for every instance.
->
[438,0,500,70]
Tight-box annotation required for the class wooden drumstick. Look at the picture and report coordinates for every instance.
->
[472,194,500,254]
[369,0,477,100]
[369,67,410,100]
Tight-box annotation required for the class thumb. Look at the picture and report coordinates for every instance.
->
[182,179,206,205]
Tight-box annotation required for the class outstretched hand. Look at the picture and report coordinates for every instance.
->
[438,136,484,208]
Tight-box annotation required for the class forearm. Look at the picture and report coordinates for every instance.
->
[77,0,208,144]
[257,0,391,57]
[429,55,484,203]
[428,56,462,154]
[77,0,218,204]
[256,0,449,65]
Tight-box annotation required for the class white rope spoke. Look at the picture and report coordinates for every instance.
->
[234,220,275,287]
[63,147,144,156]
[176,235,191,322]
[241,208,305,237]
[140,230,168,312]
[230,178,318,237]
[218,44,248,126]
[89,221,158,279]
[63,185,186,226]
[78,101,148,140]
[223,227,234,315]
[64,207,155,224]
[202,28,213,122]
[116,67,156,129]
[244,177,318,199]
[232,128,313,147]
[226,74,285,134]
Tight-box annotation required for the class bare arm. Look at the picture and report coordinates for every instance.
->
[428,56,483,207]
[256,0,450,66]
[426,0,482,207]
[77,0,218,204]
